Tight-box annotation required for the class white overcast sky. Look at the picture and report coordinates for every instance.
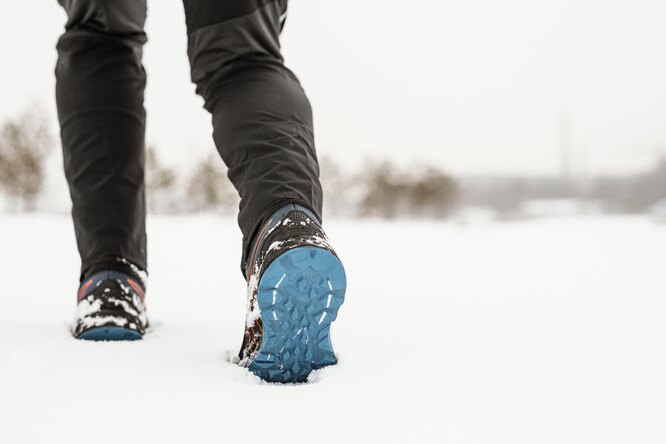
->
[1,0,666,177]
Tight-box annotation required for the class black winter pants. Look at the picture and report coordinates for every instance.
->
[55,0,323,281]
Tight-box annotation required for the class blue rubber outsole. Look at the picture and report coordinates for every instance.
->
[78,326,143,341]
[248,246,347,383]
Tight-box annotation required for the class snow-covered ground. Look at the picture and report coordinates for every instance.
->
[0,214,664,443]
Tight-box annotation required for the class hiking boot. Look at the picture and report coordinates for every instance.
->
[237,204,347,383]
[72,270,148,340]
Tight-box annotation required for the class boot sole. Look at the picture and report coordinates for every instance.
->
[248,246,346,383]
[77,326,143,341]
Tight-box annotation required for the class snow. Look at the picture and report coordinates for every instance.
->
[0,214,664,443]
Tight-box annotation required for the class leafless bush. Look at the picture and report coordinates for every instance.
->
[358,161,405,218]
[359,160,460,219]
[185,153,238,213]
[407,167,461,217]
[0,109,53,210]
[145,146,177,213]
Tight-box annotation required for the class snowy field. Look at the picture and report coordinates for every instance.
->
[0,214,664,444]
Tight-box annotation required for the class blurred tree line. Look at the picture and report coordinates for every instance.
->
[145,154,461,219]
[591,158,666,213]
[1,108,664,218]
[461,158,666,217]
[115,152,666,218]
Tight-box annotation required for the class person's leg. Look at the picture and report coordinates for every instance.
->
[182,0,345,383]
[182,0,323,274]
[56,0,148,282]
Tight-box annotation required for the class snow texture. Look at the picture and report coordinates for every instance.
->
[244,273,260,328]
[0,214,664,443]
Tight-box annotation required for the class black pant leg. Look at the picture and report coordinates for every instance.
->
[56,0,148,281]
[182,0,323,274]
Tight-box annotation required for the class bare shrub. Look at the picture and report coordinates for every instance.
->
[186,153,238,213]
[359,161,405,218]
[0,109,53,210]
[145,146,177,213]
[359,160,459,219]
[407,167,461,218]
